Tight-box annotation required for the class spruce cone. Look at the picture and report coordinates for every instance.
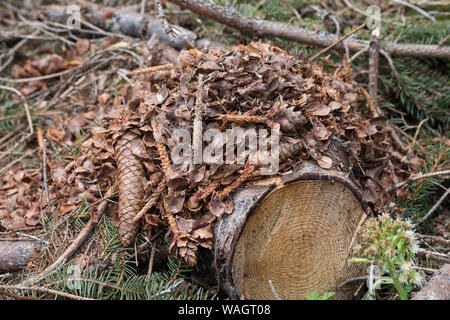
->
[115,131,145,247]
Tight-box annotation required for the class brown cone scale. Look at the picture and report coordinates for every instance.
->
[114,132,145,247]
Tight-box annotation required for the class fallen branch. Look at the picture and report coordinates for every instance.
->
[0,284,95,300]
[387,169,450,192]
[417,249,450,264]
[39,4,222,51]
[167,0,450,58]
[417,234,450,245]
[0,289,38,300]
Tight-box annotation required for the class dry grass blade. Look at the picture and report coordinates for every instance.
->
[0,85,33,134]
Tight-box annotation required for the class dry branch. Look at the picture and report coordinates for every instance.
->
[387,170,450,192]
[417,249,450,264]
[167,0,450,58]
[0,284,95,300]
[40,4,222,51]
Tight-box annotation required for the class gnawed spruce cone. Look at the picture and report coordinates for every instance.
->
[88,42,420,264]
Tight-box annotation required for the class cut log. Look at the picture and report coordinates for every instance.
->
[412,264,450,300]
[0,241,41,273]
[200,162,368,300]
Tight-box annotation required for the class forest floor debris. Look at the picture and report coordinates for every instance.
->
[0,0,448,300]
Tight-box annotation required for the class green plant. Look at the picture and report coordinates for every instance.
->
[305,291,335,300]
[350,214,425,300]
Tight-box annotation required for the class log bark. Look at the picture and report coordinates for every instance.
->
[199,162,368,300]
[0,241,41,273]
[412,264,450,300]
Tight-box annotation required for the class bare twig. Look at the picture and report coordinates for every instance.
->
[133,178,166,222]
[387,170,450,192]
[0,31,39,73]
[368,29,380,112]
[417,248,450,264]
[0,289,38,300]
[338,276,368,288]
[418,186,450,224]
[417,234,450,245]
[42,139,50,205]
[192,74,204,168]
[15,232,48,245]
[140,0,147,15]
[216,114,269,123]
[0,66,83,83]
[0,227,41,235]
[155,0,177,41]
[0,284,95,300]
[349,47,369,62]
[146,242,156,280]
[310,24,366,62]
